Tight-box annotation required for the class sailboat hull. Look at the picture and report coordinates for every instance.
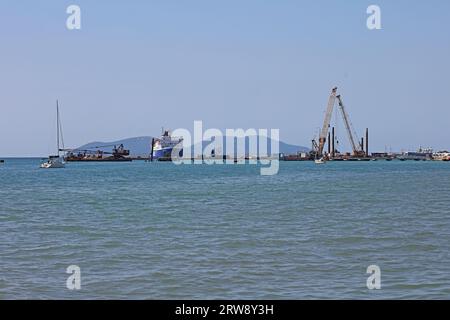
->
[40,158,65,168]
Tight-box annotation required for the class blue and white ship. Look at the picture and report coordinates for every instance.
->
[152,129,183,160]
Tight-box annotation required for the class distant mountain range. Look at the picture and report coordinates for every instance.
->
[76,136,309,157]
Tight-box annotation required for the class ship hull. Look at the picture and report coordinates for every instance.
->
[152,147,183,160]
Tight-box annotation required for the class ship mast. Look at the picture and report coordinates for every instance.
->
[56,100,65,156]
[56,100,60,156]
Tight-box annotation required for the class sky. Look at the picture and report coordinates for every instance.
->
[0,0,449,156]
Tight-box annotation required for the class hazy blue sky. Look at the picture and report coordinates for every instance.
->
[0,0,449,156]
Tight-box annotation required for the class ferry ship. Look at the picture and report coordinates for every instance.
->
[152,129,183,160]
[397,148,433,161]
[433,151,450,161]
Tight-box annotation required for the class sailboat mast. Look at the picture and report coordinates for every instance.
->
[56,100,60,156]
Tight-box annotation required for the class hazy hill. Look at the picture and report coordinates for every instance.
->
[76,136,309,157]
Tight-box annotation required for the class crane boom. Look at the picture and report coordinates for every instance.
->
[318,87,338,156]
[336,94,361,155]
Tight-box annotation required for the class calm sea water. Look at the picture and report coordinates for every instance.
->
[0,158,449,299]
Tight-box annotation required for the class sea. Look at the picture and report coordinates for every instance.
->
[0,158,449,299]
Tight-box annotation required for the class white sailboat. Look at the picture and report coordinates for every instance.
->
[40,101,65,169]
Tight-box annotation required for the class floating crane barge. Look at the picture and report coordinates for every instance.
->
[64,144,132,162]
[309,87,371,162]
